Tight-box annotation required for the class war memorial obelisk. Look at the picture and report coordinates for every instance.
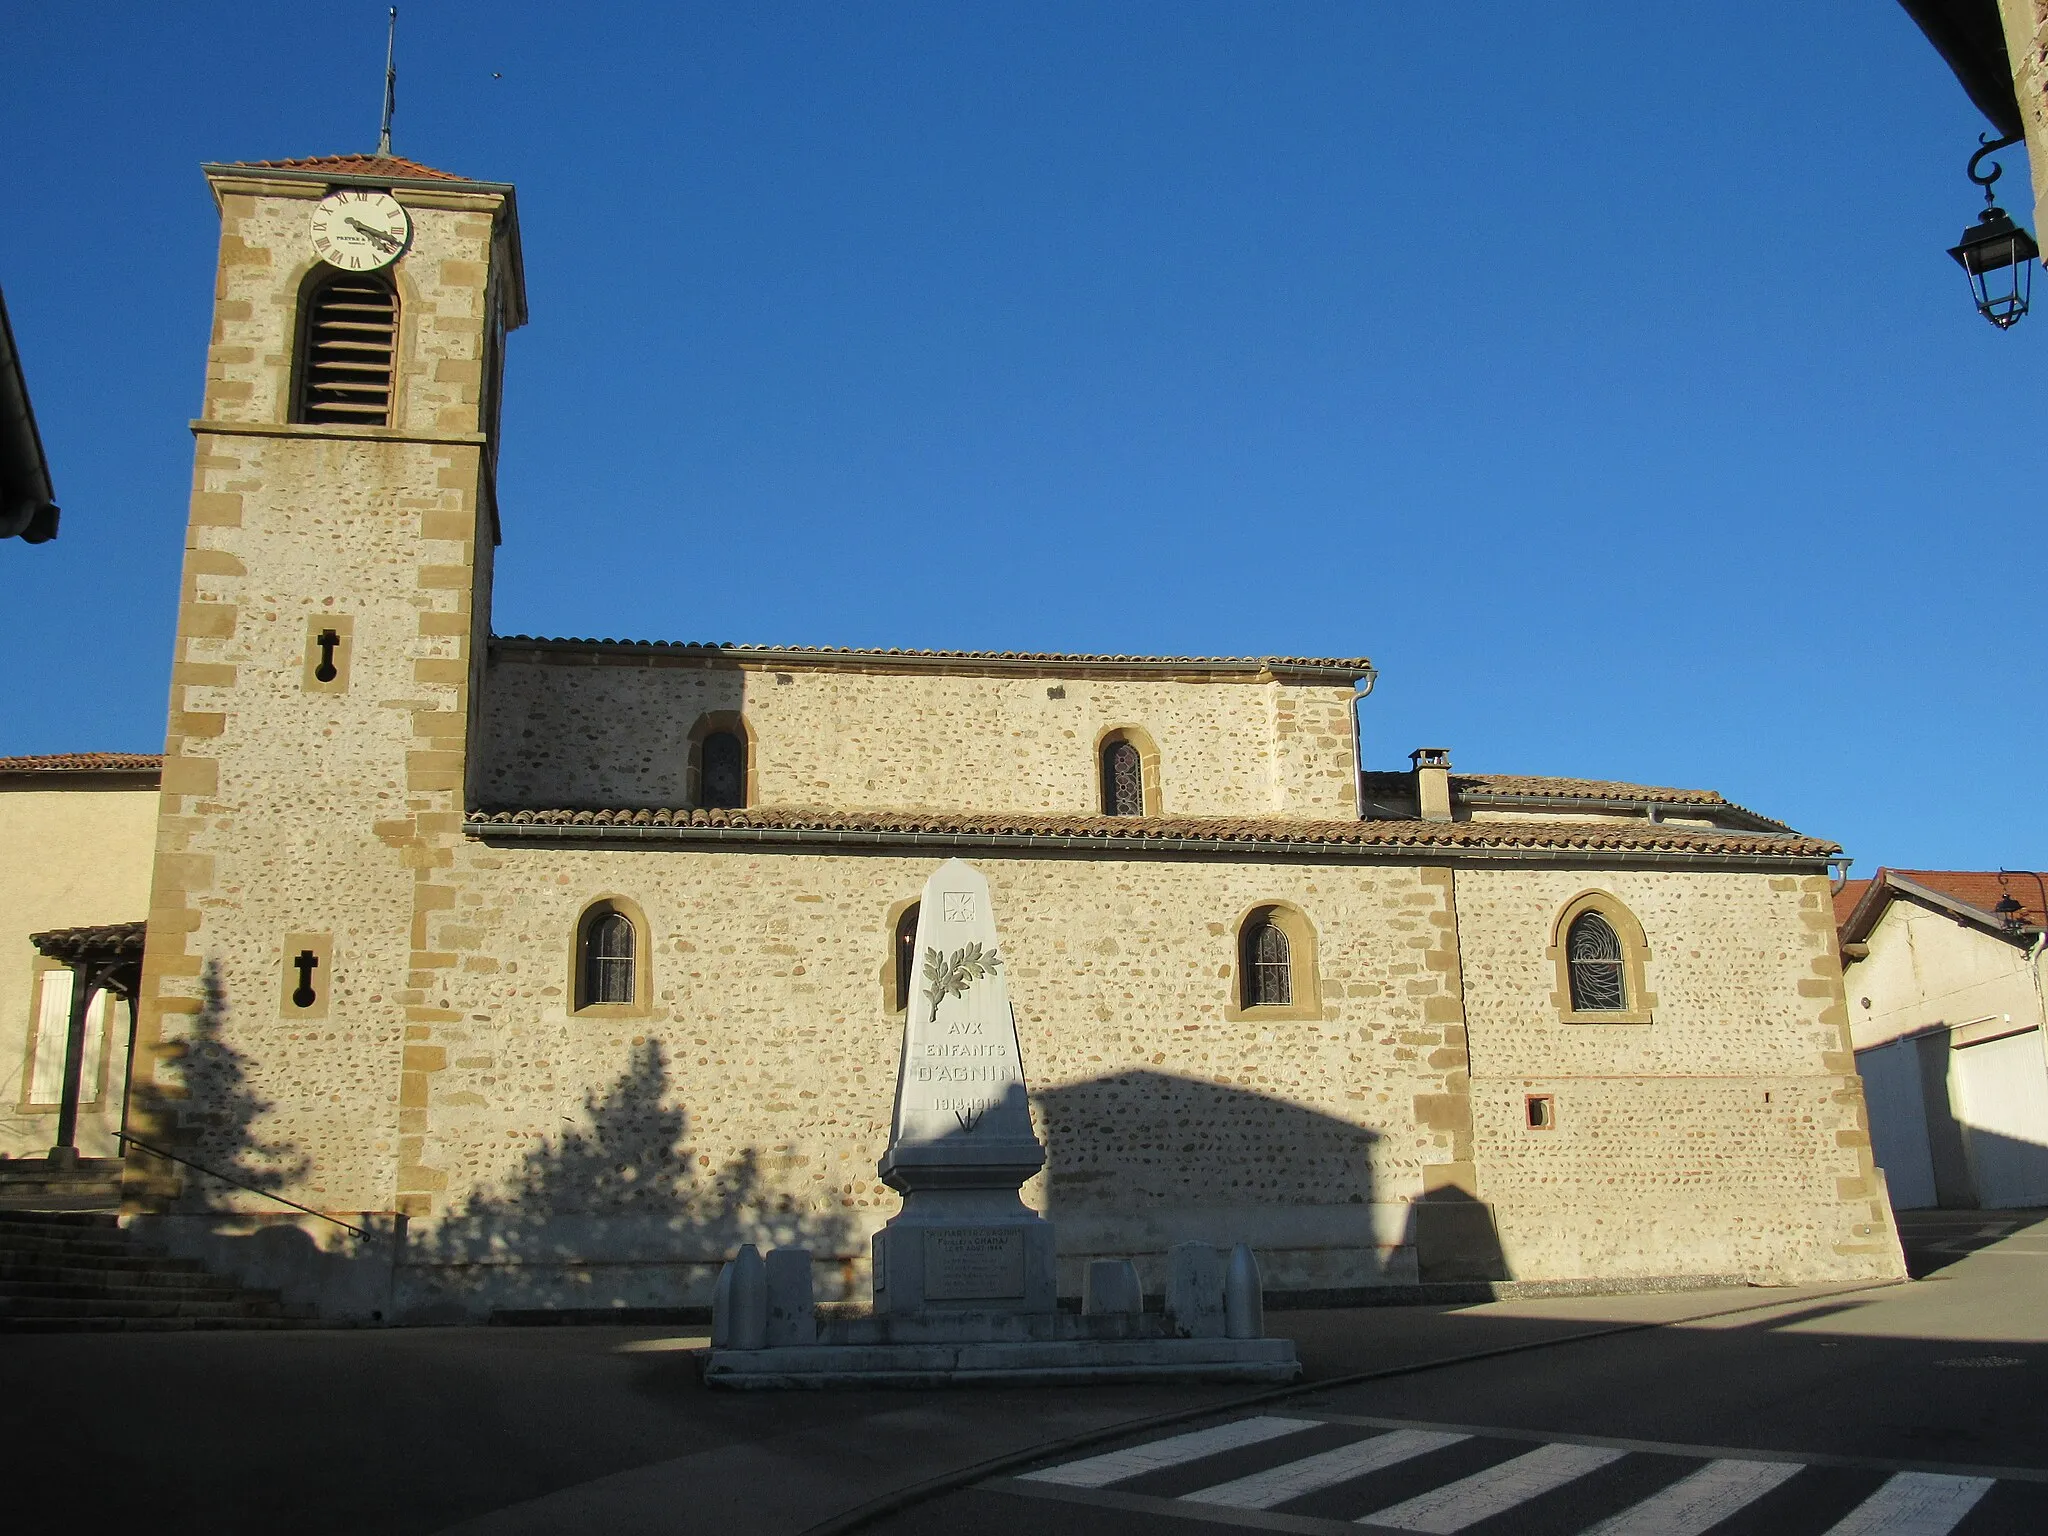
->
[871,859,1057,1315]
[704,858,1298,1387]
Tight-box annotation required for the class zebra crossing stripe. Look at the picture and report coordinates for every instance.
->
[1821,1472,1996,1535]
[1361,1441,1628,1532]
[1180,1429,1471,1510]
[1578,1458,1805,1536]
[1016,1416,1322,1489]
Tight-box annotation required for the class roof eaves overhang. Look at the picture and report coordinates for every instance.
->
[0,284,58,543]
[487,637,1373,686]
[464,816,1837,872]
[1898,0,2025,139]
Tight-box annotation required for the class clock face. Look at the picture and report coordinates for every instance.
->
[309,189,412,271]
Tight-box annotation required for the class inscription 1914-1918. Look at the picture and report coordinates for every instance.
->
[922,1227,1026,1301]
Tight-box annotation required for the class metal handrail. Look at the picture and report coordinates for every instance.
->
[113,1131,379,1243]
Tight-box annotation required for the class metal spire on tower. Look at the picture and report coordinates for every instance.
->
[376,8,398,156]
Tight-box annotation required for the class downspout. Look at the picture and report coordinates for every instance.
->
[1351,668,1377,818]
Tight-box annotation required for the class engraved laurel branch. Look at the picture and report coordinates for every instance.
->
[953,1106,986,1133]
[921,941,1002,1024]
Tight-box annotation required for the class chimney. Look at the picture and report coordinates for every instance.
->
[1410,747,1453,822]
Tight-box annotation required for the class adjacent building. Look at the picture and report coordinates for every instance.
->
[1839,869,2048,1209]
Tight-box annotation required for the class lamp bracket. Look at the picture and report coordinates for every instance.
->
[1968,131,2025,200]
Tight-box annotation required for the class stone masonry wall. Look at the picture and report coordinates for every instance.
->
[475,656,1362,819]
[131,172,509,1217]
[1454,868,1901,1284]
[390,844,1468,1310]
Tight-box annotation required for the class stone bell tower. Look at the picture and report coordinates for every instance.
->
[126,154,525,1217]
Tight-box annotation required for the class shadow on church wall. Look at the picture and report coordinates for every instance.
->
[126,958,310,1211]
[402,1039,855,1319]
[1033,1067,1509,1293]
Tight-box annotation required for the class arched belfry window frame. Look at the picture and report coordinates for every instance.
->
[1227,902,1322,1021]
[1095,725,1160,817]
[572,897,651,1016]
[1547,892,1655,1024]
[293,265,400,426]
[687,712,754,810]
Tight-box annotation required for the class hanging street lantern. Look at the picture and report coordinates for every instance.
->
[1949,132,2039,329]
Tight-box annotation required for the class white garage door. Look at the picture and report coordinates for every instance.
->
[1953,1028,2048,1209]
[1856,1039,1937,1211]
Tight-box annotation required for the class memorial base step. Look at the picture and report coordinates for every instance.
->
[702,1334,1298,1389]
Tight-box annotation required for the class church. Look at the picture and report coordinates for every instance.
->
[8,150,1905,1320]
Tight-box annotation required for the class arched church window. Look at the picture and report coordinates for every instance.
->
[579,906,636,1009]
[1566,911,1627,1012]
[893,902,920,1013]
[701,730,746,809]
[1101,736,1144,817]
[1242,914,1292,1007]
[294,269,398,425]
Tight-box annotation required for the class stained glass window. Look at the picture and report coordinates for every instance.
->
[1102,738,1144,816]
[1567,911,1626,1011]
[702,730,745,809]
[1244,918,1292,1006]
[584,910,635,1007]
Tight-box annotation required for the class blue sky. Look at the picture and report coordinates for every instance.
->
[3,4,2039,871]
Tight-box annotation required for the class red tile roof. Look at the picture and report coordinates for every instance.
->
[229,154,468,182]
[1360,770,1794,834]
[1845,869,2048,933]
[470,805,1835,862]
[1833,877,1872,929]
[0,752,162,775]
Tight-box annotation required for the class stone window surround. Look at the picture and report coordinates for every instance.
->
[686,711,757,810]
[1224,900,1322,1022]
[1092,723,1161,817]
[570,894,652,1018]
[1547,889,1656,1025]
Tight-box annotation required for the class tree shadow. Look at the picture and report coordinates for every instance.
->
[125,957,309,1210]
[404,1039,855,1319]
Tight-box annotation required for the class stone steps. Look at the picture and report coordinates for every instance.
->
[0,1157,124,1213]
[0,1209,318,1331]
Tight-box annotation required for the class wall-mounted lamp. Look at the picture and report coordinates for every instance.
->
[1949,133,2039,329]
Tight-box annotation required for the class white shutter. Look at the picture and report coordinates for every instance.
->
[26,971,109,1108]
[28,969,73,1105]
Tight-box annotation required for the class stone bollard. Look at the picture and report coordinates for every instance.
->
[764,1246,816,1346]
[1223,1242,1264,1340]
[1165,1241,1226,1338]
[710,1259,735,1347]
[716,1243,768,1350]
[1081,1258,1143,1317]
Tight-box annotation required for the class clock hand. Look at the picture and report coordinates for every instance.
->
[345,217,402,253]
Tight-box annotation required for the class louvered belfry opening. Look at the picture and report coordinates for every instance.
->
[296,271,398,425]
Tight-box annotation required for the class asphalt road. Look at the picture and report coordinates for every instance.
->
[876,1212,2048,1536]
[3,1212,2039,1535]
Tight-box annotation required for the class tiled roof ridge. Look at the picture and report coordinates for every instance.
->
[0,751,163,773]
[492,635,1373,669]
[468,804,1835,858]
[229,153,468,182]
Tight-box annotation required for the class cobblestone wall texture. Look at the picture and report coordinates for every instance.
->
[1455,868,1896,1283]
[476,659,1362,818]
